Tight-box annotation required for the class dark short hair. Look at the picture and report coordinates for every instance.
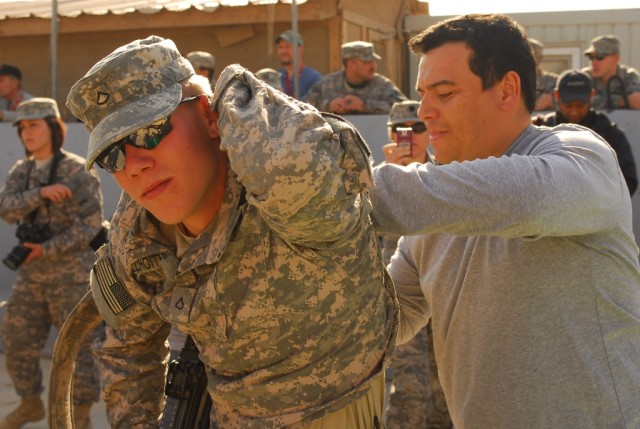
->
[408,14,537,113]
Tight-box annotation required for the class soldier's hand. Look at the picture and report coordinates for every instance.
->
[40,183,72,203]
[383,142,414,166]
[343,95,365,112]
[328,97,348,114]
[22,242,44,265]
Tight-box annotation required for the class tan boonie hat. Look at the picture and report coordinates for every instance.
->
[66,35,195,170]
[387,100,420,126]
[584,35,620,56]
[13,97,61,125]
[341,41,381,61]
[186,51,215,70]
[255,68,283,90]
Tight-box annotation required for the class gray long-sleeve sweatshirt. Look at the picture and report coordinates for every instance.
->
[370,124,640,429]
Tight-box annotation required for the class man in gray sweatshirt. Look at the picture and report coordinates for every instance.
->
[370,13,640,429]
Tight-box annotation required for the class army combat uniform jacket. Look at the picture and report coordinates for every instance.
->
[303,71,407,114]
[582,64,640,111]
[0,150,103,282]
[90,65,398,428]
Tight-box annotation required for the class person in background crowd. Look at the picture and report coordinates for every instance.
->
[371,14,640,428]
[64,35,397,428]
[304,41,407,114]
[0,98,104,429]
[0,64,34,122]
[379,100,453,429]
[534,69,637,195]
[186,50,216,88]
[528,37,558,111]
[274,30,322,99]
[581,34,640,110]
[255,68,283,91]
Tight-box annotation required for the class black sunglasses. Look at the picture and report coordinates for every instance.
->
[96,95,202,173]
[587,54,607,61]
[391,122,427,134]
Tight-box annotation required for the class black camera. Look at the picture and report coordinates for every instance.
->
[3,223,51,271]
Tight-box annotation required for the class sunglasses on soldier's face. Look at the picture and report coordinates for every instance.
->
[95,95,202,173]
[391,122,427,134]
[587,54,607,61]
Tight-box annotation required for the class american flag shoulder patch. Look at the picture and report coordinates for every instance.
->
[92,258,135,315]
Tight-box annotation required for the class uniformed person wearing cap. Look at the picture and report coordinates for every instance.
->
[186,50,216,87]
[580,34,640,110]
[65,35,398,428]
[376,102,453,428]
[255,68,283,91]
[0,64,35,122]
[304,41,407,114]
[528,38,558,111]
[0,98,104,429]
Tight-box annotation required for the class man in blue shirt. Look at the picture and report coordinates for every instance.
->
[275,30,323,99]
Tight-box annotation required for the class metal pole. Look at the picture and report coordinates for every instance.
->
[291,0,299,99]
[50,0,58,100]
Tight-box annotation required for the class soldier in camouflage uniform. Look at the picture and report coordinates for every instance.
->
[304,41,407,114]
[255,68,283,91]
[0,98,103,429]
[581,35,640,110]
[528,38,558,111]
[377,101,452,429]
[186,50,216,88]
[65,35,398,428]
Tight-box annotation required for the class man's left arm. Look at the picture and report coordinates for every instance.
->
[623,68,640,109]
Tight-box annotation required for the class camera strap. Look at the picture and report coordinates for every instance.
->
[22,150,63,226]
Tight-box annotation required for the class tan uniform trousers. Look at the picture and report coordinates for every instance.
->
[302,373,385,429]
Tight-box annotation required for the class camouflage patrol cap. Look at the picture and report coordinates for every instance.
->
[387,100,420,126]
[255,68,283,90]
[13,97,61,125]
[66,35,195,170]
[585,35,620,56]
[341,41,381,61]
[186,51,216,70]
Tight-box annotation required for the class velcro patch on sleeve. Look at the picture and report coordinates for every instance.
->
[90,257,136,328]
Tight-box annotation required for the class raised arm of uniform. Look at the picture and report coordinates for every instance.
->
[41,163,103,258]
[370,125,626,238]
[0,160,44,223]
[213,64,373,245]
[90,191,172,427]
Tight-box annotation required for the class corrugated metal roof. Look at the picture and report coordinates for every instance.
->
[0,0,301,19]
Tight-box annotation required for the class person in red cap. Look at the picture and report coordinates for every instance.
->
[0,64,34,122]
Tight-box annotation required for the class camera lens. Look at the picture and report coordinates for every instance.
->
[2,245,32,271]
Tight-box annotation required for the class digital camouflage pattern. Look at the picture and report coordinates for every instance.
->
[582,64,640,110]
[387,100,420,126]
[537,71,558,102]
[66,36,195,170]
[186,50,216,70]
[585,35,620,56]
[87,62,398,428]
[255,68,283,90]
[341,41,381,62]
[0,149,103,404]
[304,71,407,114]
[13,97,60,123]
